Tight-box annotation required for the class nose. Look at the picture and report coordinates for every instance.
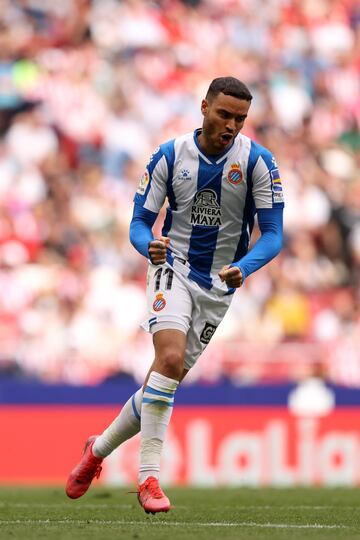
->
[225,118,236,132]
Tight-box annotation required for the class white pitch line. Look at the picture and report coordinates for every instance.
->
[0,503,133,509]
[0,503,352,510]
[0,519,348,529]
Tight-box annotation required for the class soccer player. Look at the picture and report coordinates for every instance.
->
[66,76,284,513]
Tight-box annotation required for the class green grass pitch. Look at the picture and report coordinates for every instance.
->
[1,486,360,540]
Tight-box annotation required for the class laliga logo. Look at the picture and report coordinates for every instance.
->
[227,162,243,185]
[136,169,150,195]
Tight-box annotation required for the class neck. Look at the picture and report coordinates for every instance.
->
[197,130,217,156]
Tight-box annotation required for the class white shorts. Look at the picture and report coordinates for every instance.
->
[141,261,233,370]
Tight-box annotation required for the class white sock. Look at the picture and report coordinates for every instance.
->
[93,388,142,458]
[139,371,179,484]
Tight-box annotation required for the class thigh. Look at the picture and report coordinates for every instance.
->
[184,288,233,370]
[142,263,193,336]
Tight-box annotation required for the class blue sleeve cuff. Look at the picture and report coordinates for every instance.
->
[129,204,158,258]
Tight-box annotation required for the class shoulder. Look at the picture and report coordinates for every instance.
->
[248,139,276,169]
[147,139,176,172]
[151,138,176,166]
[159,138,175,154]
[158,131,194,162]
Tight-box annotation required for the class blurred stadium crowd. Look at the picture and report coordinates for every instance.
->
[0,0,359,386]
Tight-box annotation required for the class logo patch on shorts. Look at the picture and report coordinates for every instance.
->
[153,293,166,312]
[200,322,217,344]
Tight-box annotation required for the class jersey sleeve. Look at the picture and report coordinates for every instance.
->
[131,141,175,258]
[250,145,284,210]
[233,207,283,280]
[129,204,158,258]
[133,145,170,213]
[230,142,284,281]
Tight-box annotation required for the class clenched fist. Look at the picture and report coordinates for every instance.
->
[148,236,170,265]
[218,265,243,288]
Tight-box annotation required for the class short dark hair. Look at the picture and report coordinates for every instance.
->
[206,76,252,102]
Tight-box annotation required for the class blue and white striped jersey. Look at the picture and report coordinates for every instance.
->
[133,129,284,291]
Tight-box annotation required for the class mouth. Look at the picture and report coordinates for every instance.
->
[219,133,233,145]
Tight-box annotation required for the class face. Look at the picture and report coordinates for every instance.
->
[198,92,251,155]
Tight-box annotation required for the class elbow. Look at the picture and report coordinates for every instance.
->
[129,222,142,251]
[274,232,283,256]
[129,217,143,250]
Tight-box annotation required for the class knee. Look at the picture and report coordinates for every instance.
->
[158,349,184,380]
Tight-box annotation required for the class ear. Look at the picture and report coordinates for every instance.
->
[201,99,208,116]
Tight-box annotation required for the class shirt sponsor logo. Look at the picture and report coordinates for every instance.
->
[200,322,218,344]
[190,189,222,227]
[152,293,166,312]
[136,169,150,195]
[226,162,243,185]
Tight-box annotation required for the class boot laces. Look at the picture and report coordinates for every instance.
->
[145,477,164,499]
[77,460,102,482]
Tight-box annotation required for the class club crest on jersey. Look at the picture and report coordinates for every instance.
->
[226,162,243,185]
[136,169,150,195]
[190,189,222,227]
[153,293,166,312]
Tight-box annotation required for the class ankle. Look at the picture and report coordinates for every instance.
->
[139,471,159,485]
